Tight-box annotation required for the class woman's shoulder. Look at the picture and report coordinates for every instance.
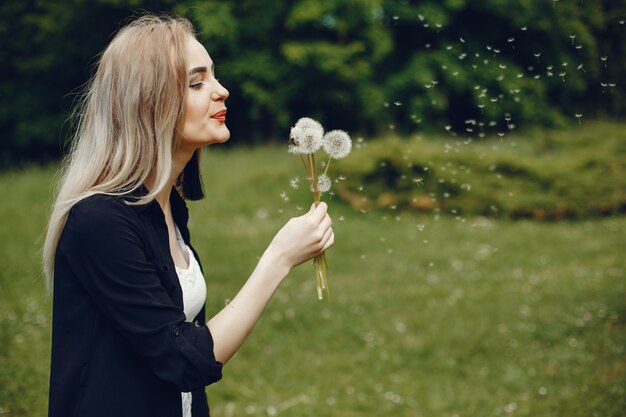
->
[70,193,130,218]
[65,193,141,239]
[57,192,155,259]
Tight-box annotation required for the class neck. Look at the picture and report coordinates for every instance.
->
[147,148,196,211]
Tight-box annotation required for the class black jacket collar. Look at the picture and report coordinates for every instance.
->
[124,184,190,227]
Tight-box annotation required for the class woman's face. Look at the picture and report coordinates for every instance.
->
[180,37,230,149]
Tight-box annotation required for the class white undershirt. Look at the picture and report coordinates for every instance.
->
[174,226,207,417]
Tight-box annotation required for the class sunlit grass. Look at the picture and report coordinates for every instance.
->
[0,131,624,416]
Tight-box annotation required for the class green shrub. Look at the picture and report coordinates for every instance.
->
[336,121,626,220]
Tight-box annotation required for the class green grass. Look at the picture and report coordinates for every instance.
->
[0,129,625,416]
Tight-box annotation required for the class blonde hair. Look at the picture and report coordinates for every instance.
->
[43,15,200,290]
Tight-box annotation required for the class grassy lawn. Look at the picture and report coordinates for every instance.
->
[0,128,625,416]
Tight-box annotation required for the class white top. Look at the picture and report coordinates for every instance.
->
[174,226,207,417]
[175,246,207,323]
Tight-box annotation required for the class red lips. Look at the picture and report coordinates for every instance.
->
[211,109,227,122]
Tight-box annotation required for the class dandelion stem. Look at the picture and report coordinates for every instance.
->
[308,153,319,204]
[323,158,332,177]
[300,154,316,192]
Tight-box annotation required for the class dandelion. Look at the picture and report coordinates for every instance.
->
[288,125,323,154]
[316,174,332,193]
[294,116,323,132]
[323,130,352,160]
[287,118,352,300]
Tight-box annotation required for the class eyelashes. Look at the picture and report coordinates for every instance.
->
[189,78,219,90]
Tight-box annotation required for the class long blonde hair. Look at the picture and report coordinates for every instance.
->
[43,15,200,290]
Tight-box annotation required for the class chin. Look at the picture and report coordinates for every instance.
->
[213,131,231,144]
[202,128,231,145]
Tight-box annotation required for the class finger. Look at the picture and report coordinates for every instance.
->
[318,215,332,233]
[320,228,334,252]
[308,201,328,223]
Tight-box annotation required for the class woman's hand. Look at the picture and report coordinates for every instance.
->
[264,202,334,275]
[207,202,334,364]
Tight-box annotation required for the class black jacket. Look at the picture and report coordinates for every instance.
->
[48,186,223,417]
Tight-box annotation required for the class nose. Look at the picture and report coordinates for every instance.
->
[211,80,229,102]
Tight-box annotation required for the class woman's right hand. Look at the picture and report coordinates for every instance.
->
[264,202,334,274]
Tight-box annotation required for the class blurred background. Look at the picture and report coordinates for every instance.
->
[1,0,625,167]
[0,1,624,416]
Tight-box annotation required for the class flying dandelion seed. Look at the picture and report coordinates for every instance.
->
[289,177,300,189]
[574,113,583,124]
[601,56,608,67]
[507,37,515,49]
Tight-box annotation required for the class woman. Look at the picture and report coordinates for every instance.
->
[43,15,334,417]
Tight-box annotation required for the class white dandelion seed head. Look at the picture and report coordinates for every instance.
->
[294,117,324,132]
[322,130,352,159]
[288,125,323,154]
[316,174,332,193]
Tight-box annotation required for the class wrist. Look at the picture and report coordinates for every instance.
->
[257,246,291,284]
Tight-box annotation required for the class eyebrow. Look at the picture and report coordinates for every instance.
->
[189,64,214,76]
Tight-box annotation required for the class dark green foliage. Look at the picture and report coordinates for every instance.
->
[0,0,177,168]
[336,121,626,219]
[1,0,624,168]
